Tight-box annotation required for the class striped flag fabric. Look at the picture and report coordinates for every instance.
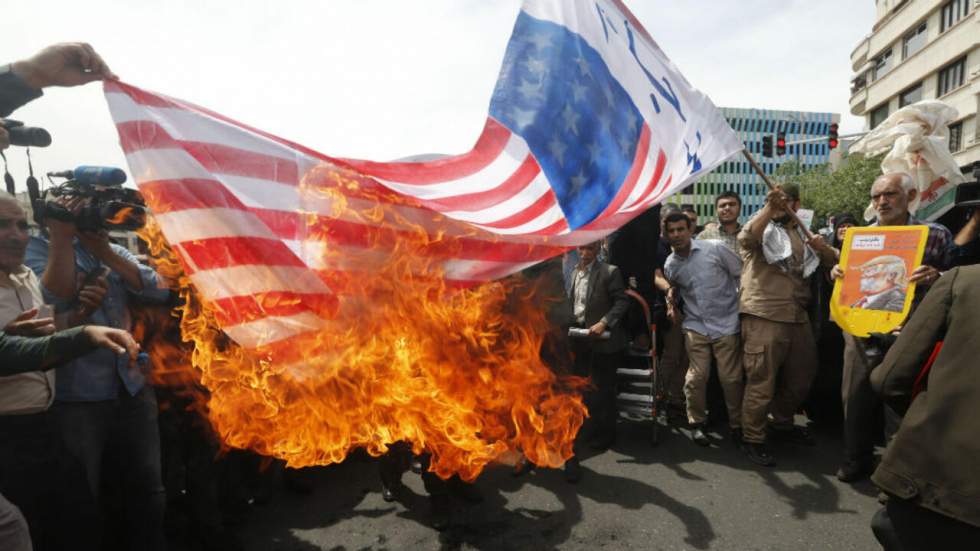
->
[104,0,741,349]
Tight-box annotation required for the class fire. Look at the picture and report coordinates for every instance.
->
[107,205,137,225]
[136,163,587,481]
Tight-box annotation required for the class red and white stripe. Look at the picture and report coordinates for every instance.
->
[105,81,672,348]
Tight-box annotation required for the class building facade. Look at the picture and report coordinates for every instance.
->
[850,0,979,179]
[676,107,841,223]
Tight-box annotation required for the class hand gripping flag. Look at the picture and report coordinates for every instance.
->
[105,0,741,349]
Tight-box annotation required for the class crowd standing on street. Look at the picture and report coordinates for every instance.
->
[3,42,980,551]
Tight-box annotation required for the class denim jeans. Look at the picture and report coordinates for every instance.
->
[54,386,166,551]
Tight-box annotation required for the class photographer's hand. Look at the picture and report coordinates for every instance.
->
[78,231,143,291]
[11,43,117,90]
[65,273,109,326]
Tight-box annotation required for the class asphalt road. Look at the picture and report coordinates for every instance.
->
[232,418,883,551]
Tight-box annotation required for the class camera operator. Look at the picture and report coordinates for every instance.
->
[829,172,954,483]
[24,189,170,549]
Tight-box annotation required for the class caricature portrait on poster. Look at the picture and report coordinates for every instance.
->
[831,226,928,337]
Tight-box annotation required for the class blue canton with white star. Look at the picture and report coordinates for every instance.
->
[489,11,643,230]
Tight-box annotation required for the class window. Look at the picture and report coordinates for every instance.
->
[948,122,962,152]
[902,22,927,59]
[937,57,966,96]
[899,83,923,107]
[870,103,890,129]
[872,49,893,81]
[941,0,970,32]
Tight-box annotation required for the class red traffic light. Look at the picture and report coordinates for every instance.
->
[776,131,786,155]
[828,122,839,149]
[829,138,839,149]
[776,138,786,148]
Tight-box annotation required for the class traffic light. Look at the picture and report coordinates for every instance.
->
[762,135,773,157]
[776,131,786,156]
[828,122,839,149]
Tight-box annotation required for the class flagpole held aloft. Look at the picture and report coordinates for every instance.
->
[741,148,814,240]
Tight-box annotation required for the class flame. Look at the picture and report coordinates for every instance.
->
[107,206,138,225]
[136,164,587,481]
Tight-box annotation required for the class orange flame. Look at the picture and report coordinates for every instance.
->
[107,205,138,225]
[137,164,586,481]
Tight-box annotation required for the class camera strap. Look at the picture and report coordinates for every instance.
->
[25,147,39,198]
[1,150,14,195]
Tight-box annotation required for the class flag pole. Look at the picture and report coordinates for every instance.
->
[741,148,814,240]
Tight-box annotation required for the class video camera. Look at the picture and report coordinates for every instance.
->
[953,161,980,210]
[28,166,147,232]
[0,119,52,148]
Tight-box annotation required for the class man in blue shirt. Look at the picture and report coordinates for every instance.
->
[662,211,744,447]
[26,209,170,551]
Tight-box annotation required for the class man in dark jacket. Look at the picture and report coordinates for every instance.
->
[565,241,630,481]
[869,265,980,548]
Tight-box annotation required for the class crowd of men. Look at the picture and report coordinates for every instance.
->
[564,172,980,548]
[3,42,980,551]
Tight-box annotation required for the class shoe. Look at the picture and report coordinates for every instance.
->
[564,457,582,483]
[429,494,450,531]
[381,481,403,502]
[769,425,816,446]
[730,427,745,451]
[743,442,776,467]
[836,460,875,483]
[690,426,710,447]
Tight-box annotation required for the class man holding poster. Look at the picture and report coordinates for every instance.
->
[831,172,953,483]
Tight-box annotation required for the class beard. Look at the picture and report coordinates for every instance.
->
[772,214,791,225]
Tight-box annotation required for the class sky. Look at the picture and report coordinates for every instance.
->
[2,0,876,186]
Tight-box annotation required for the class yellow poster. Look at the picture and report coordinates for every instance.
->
[830,226,929,337]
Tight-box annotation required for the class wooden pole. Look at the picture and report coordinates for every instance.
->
[741,148,814,240]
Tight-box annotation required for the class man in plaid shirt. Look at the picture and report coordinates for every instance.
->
[831,172,952,484]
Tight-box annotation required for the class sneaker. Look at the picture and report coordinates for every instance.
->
[690,426,710,447]
[836,460,875,483]
[429,494,450,531]
[743,442,776,467]
[769,425,816,446]
[564,457,582,483]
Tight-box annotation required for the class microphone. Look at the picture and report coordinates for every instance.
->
[47,166,127,186]
[0,119,52,148]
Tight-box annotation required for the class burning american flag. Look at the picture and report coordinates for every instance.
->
[107,0,741,474]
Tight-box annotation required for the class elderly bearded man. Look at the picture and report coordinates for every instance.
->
[737,184,837,466]
[851,255,908,313]
[831,172,952,483]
